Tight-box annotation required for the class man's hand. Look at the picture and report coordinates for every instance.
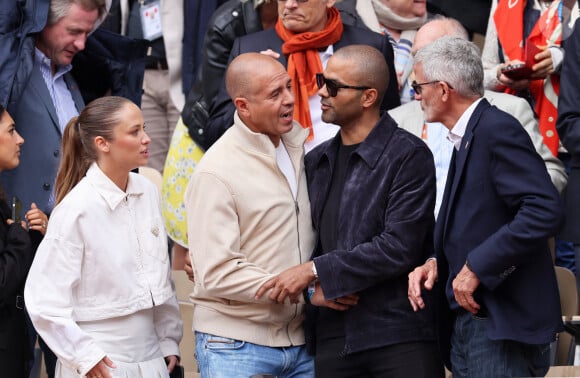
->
[496,60,531,92]
[452,263,481,314]
[184,253,194,283]
[255,261,315,303]
[408,258,437,311]
[311,282,358,311]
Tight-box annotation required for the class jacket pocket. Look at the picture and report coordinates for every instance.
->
[138,216,168,263]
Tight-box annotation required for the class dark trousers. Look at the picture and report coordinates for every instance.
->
[451,311,550,378]
[314,338,444,378]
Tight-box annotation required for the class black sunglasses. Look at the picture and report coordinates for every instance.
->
[411,80,454,95]
[315,73,371,97]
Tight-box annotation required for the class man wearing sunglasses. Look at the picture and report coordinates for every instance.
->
[388,17,567,218]
[201,0,401,152]
[408,37,563,378]
[256,44,442,377]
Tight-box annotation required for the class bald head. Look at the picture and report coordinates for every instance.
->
[332,45,389,108]
[413,17,469,53]
[226,53,287,100]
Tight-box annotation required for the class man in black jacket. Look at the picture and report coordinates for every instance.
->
[256,44,441,378]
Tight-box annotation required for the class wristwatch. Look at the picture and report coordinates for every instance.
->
[312,262,318,279]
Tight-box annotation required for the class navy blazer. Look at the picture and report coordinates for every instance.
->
[305,112,437,355]
[1,61,84,214]
[204,23,401,150]
[435,99,563,361]
[556,17,580,243]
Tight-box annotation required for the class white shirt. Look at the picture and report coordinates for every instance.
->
[35,48,79,133]
[424,122,454,218]
[277,141,297,199]
[25,163,182,376]
[305,45,340,153]
[448,99,483,150]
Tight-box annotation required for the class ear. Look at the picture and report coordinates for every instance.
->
[234,97,251,118]
[360,88,378,109]
[441,82,452,102]
[94,136,109,153]
[326,0,337,8]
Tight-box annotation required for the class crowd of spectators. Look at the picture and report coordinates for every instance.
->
[1,0,579,377]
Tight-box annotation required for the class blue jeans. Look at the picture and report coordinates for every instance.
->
[195,331,314,378]
[451,312,550,378]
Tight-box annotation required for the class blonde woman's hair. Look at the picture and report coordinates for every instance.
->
[54,96,133,205]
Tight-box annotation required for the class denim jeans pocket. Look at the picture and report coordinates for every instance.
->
[205,335,246,351]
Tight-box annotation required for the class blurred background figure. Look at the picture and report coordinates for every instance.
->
[336,0,430,103]
[0,104,48,377]
[427,0,491,37]
[557,17,580,295]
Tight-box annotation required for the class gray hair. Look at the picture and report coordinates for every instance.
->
[414,36,484,97]
[428,15,470,40]
[48,0,107,26]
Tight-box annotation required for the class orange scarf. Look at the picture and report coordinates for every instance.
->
[494,0,562,155]
[275,7,344,139]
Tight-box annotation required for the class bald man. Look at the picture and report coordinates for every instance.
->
[256,45,443,377]
[184,53,315,377]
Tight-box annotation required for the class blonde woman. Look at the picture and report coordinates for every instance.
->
[25,97,182,378]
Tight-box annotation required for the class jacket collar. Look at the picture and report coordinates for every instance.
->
[315,112,398,169]
[85,163,143,211]
[230,111,310,157]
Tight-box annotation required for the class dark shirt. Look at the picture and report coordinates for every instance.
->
[317,141,360,344]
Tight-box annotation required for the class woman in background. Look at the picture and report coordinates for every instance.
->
[0,104,48,377]
[25,96,182,378]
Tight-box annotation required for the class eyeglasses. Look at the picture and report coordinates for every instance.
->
[315,73,371,97]
[277,0,309,3]
[411,80,454,95]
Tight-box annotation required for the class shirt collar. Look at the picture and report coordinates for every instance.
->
[447,98,482,150]
[85,163,144,210]
[34,47,73,79]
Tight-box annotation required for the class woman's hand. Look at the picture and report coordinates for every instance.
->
[25,202,48,235]
[165,355,179,373]
[85,356,116,378]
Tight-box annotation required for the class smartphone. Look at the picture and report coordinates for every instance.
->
[501,63,533,81]
[11,196,22,223]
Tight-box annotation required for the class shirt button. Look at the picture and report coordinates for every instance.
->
[548,116,554,122]
[43,183,51,191]
[53,149,59,157]
[546,130,554,138]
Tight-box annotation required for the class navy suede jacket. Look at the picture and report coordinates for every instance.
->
[305,112,437,355]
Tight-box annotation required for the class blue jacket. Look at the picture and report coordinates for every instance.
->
[0,0,49,107]
[1,0,147,108]
[305,112,437,355]
[435,99,563,365]
[556,17,580,243]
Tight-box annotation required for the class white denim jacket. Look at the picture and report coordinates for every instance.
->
[25,163,182,375]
